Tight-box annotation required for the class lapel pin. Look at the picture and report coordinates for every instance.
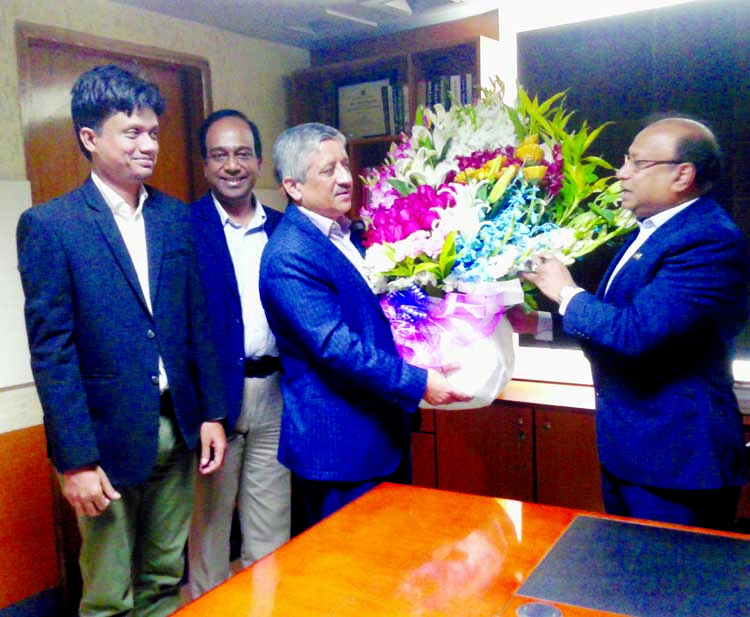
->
[633,252,643,260]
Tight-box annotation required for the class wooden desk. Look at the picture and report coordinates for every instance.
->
[175,483,747,616]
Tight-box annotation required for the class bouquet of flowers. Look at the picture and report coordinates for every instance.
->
[360,79,636,409]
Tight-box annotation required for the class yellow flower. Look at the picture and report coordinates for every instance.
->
[515,135,544,164]
[522,165,547,184]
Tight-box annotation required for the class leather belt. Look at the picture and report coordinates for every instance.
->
[244,355,282,378]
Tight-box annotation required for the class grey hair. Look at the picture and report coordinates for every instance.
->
[272,122,346,184]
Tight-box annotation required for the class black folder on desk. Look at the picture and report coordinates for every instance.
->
[518,515,750,616]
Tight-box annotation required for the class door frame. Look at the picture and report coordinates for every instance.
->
[15,20,213,204]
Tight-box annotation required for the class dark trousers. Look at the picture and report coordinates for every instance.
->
[601,465,741,531]
[295,443,412,531]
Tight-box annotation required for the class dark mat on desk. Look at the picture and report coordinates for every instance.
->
[517,515,750,616]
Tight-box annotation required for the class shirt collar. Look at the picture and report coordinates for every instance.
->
[298,207,350,238]
[211,193,266,231]
[639,197,698,231]
[91,172,148,218]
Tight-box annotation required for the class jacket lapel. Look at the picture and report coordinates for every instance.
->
[82,179,151,314]
[194,194,241,305]
[286,205,385,317]
[143,189,165,312]
[600,197,712,301]
[598,230,637,299]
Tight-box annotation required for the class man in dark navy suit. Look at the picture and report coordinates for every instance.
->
[259,123,470,529]
[17,65,227,616]
[513,116,749,529]
[187,110,289,598]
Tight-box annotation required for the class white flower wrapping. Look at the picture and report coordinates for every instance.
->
[419,311,516,411]
[380,279,524,410]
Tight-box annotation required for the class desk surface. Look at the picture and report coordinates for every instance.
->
[174,483,745,617]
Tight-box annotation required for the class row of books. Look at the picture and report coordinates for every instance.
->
[335,78,411,140]
[416,73,475,110]
[380,83,410,135]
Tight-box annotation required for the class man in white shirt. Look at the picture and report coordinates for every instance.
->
[188,110,289,598]
[17,64,227,617]
[510,117,748,530]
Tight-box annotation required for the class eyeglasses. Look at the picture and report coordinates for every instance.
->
[207,150,256,165]
[622,154,683,172]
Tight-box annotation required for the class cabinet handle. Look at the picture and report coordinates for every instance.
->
[542,421,552,432]
[516,417,524,426]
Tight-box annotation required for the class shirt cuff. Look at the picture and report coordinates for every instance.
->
[558,286,585,315]
[535,311,553,341]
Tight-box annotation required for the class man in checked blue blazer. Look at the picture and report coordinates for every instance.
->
[188,110,290,598]
[260,123,470,528]
[515,116,749,529]
[17,65,227,616]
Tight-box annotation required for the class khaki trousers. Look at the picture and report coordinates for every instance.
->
[188,374,290,599]
[77,415,195,617]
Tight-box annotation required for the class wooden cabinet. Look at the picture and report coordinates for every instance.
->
[434,403,534,502]
[411,408,436,488]
[737,417,750,522]
[534,407,603,512]
[411,384,605,513]
[289,33,502,213]
[413,387,750,519]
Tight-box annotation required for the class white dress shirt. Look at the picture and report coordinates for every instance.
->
[213,194,278,358]
[297,208,369,282]
[91,172,169,391]
[603,198,697,296]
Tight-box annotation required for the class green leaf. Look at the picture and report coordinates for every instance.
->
[436,137,453,163]
[437,231,457,278]
[387,178,414,196]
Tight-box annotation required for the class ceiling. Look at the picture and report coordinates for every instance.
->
[111,0,498,50]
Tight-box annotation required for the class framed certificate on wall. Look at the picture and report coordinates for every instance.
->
[337,78,390,139]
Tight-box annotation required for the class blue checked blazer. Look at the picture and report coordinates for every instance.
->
[563,196,749,490]
[259,204,427,482]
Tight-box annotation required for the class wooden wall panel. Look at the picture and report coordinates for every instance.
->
[0,425,57,609]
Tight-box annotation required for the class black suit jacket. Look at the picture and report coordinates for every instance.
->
[189,192,282,431]
[17,178,227,486]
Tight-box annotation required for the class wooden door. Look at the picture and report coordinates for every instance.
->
[534,407,604,512]
[17,23,211,206]
[435,403,534,501]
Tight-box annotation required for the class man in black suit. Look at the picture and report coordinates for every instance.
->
[17,65,227,616]
[188,110,289,598]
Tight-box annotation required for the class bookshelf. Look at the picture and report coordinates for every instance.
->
[289,19,503,214]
